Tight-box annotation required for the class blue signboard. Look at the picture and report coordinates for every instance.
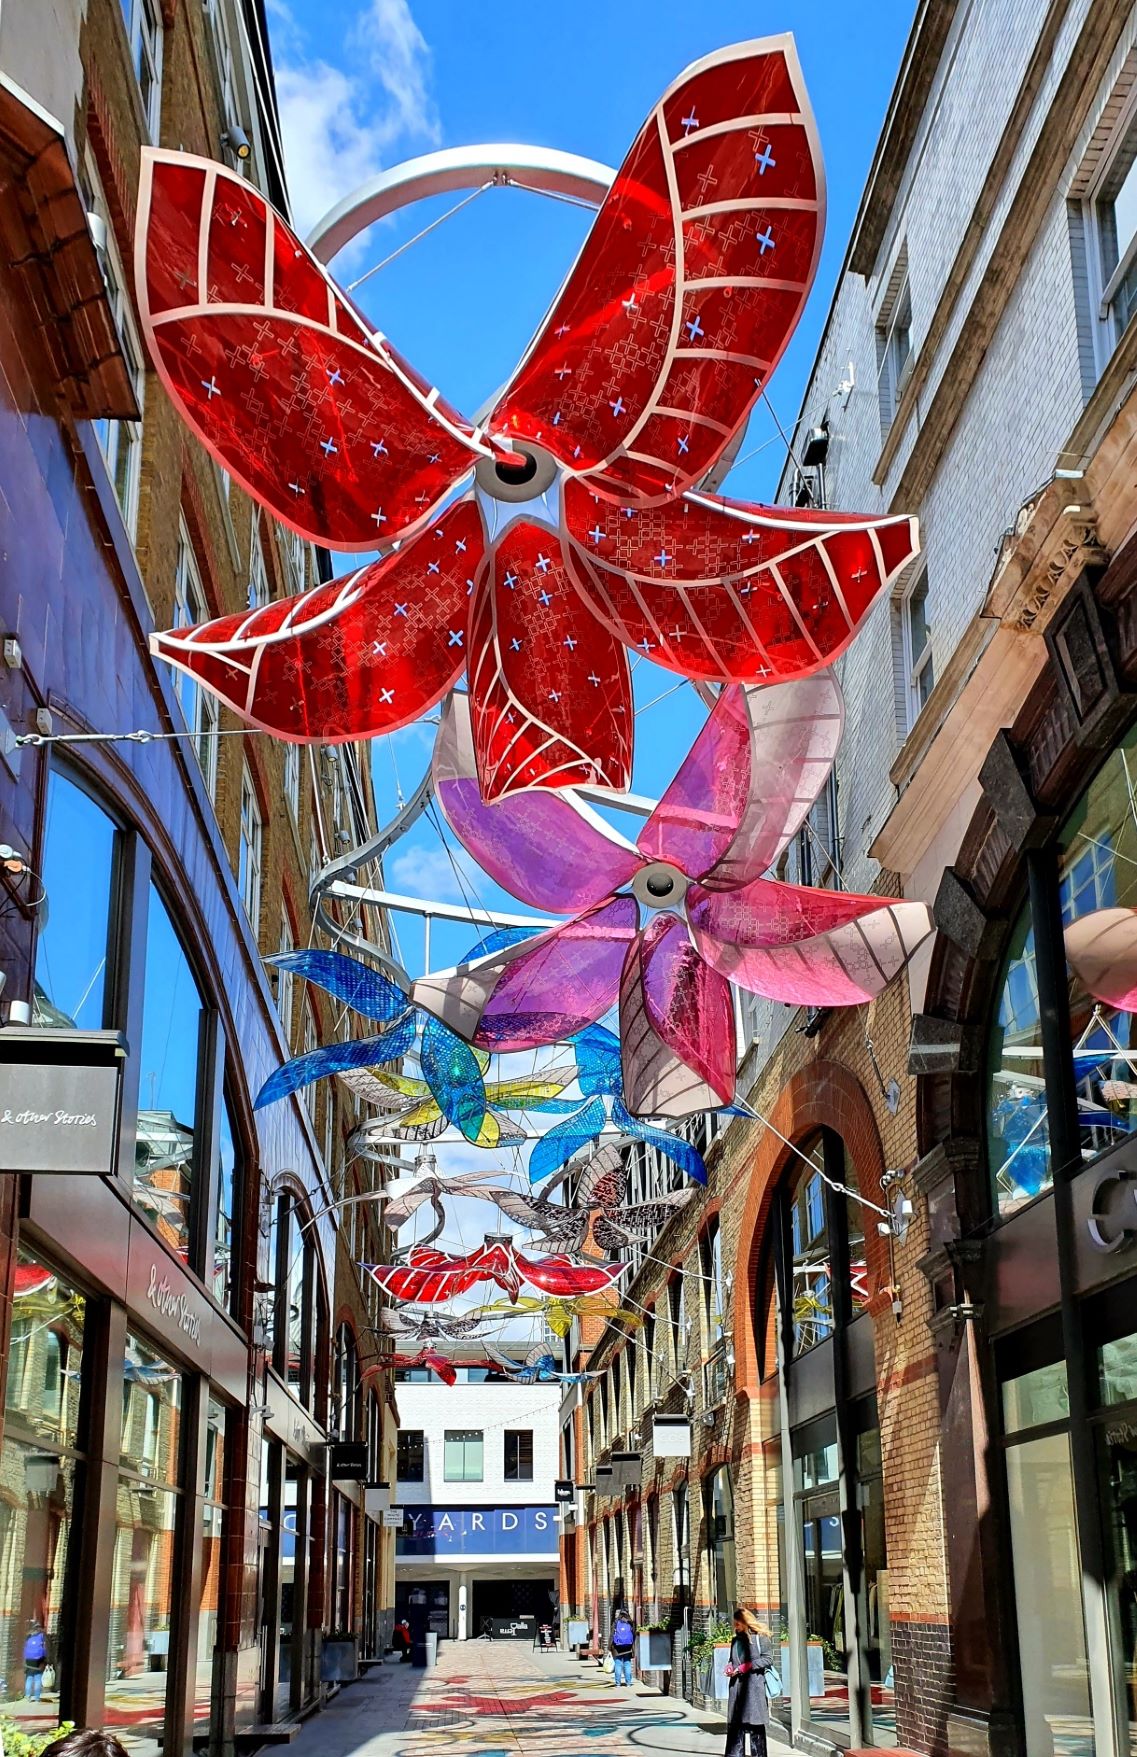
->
[397,1505,560,1558]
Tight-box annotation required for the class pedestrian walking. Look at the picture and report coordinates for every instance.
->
[609,1608,635,1687]
[23,1619,47,1702]
[39,1735,129,1757]
[724,1606,773,1757]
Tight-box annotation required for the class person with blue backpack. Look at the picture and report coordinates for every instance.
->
[23,1619,48,1701]
[610,1608,635,1687]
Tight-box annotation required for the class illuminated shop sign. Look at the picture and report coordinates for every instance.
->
[396,1505,561,1558]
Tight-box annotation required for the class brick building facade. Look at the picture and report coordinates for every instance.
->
[0,3,396,1752]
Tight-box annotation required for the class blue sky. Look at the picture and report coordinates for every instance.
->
[263,0,915,980]
[255,4,915,1251]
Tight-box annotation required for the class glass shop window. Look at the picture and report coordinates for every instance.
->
[397,1429,424,1482]
[789,1164,833,1356]
[1,1249,86,1704]
[213,1097,239,1310]
[1000,1356,1091,1757]
[443,1429,483,1483]
[987,723,1137,1217]
[196,1398,227,1735]
[136,885,205,1260]
[109,1332,183,1752]
[504,1429,534,1481]
[705,1467,736,1615]
[33,770,118,1030]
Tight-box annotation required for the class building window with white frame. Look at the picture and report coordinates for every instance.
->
[1088,99,1137,342]
[83,160,145,540]
[284,741,301,821]
[875,247,912,433]
[302,1002,318,1119]
[172,524,219,796]
[118,0,163,137]
[238,766,263,930]
[277,915,295,1047]
[248,535,270,610]
[897,568,934,730]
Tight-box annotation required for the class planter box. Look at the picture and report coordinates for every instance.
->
[566,1619,590,1648]
[320,1638,359,1683]
[638,1630,672,1670]
[711,1642,731,1700]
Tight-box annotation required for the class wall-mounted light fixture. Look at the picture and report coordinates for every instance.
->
[222,125,252,162]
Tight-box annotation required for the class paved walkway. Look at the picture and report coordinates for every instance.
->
[280,1640,777,1757]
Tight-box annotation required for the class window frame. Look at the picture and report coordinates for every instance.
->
[276,914,295,1046]
[248,533,270,611]
[238,765,263,931]
[1081,77,1137,369]
[900,568,934,728]
[82,155,145,541]
[172,523,219,796]
[875,259,913,432]
[119,0,164,137]
[503,1428,534,1482]
[443,1428,484,1483]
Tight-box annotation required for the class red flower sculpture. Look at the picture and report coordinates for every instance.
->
[136,37,918,802]
[366,1240,626,1305]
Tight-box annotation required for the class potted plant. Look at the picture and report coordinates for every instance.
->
[637,1621,672,1670]
[688,1615,733,1701]
[320,1629,359,1683]
[0,1723,76,1757]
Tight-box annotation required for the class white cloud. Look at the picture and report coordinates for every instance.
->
[386,843,481,903]
[270,0,441,241]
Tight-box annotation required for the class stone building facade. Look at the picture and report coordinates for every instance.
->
[564,5,1137,1757]
[0,2,395,1752]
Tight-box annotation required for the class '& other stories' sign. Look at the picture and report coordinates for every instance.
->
[396,1505,561,1558]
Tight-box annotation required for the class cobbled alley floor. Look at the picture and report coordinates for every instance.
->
[280,1639,789,1757]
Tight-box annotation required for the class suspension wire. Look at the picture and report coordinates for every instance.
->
[346,182,495,291]
[733,1097,893,1222]
[15,726,264,748]
[761,387,808,482]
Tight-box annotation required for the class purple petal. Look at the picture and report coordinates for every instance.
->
[435,693,641,912]
[619,915,735,1117]
[638,675,844,886]
[414,896,639,1053]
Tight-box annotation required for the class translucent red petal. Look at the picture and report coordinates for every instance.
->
[465,518,633,799]
[563,480,918,681]
[490,37,823,503]
[151,499,483,741]
[136,149,486,550]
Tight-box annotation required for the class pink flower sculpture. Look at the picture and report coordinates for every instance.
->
[135,37,918,802]
[414,678,933,1116]
[1065,909,1137,1010]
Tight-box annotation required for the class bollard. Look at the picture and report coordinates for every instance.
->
[424,1631,438,1669]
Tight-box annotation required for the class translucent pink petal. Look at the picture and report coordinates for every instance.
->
[413,897,639,1053]
[689,879,932,1006]
[620,914,735,1117]
[638,675,844,883]
[434,694,641,913]
[1065,908,1137,1010]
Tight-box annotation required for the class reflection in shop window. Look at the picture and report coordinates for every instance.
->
[790,1163,834,1356]
[706,1468,736,1615]
[33,771,118,1030]
[108,1333,182,1757]
[214,1100,238,1309]
[988,726,1137,1217]
[136,886,204,1259]
[0,1251,85,1707]
[195,1400,227,1735]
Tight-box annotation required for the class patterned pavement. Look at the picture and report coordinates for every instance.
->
[282,1641,756,1757]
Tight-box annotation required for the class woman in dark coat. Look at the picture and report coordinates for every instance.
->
[724,1605,773,1757]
